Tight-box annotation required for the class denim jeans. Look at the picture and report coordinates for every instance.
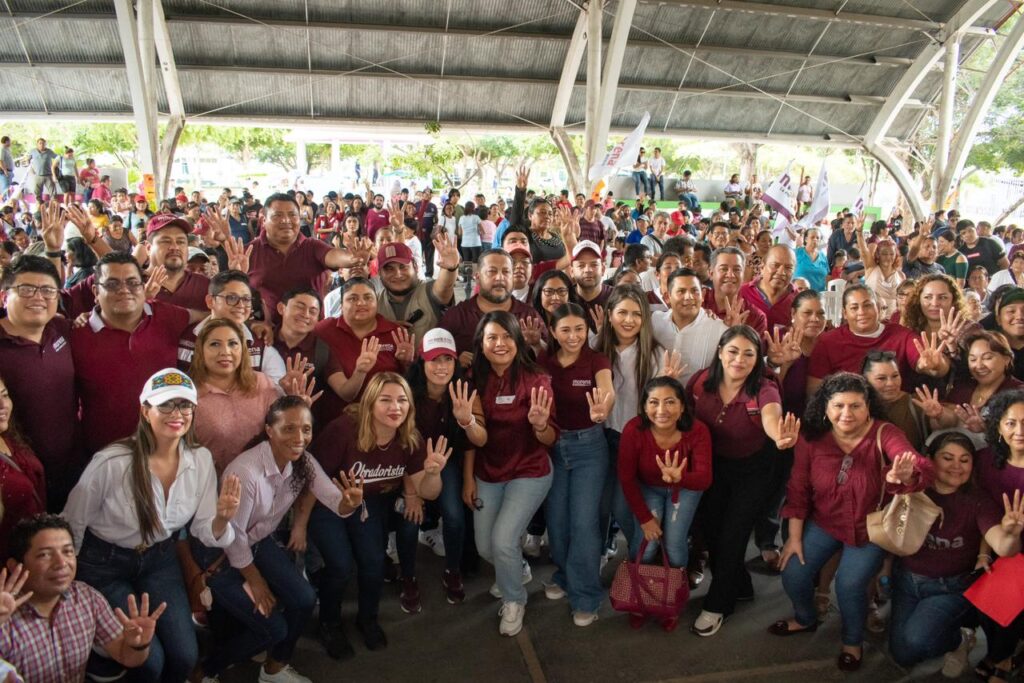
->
[781,520,886,646]
[194,536,316,676]
[0,172,10,200]
[678,192,699,211]
[631,486,703,569]
[545,425,609,613]
[438,451,467,572]
[77,532,196,683]
[701,450,775,615]
[308,494,413,626]
[631,171,647,197]
[602,428,637,557]
[888,567,972,667]
[648,175,664,201]
[474,468,553,605]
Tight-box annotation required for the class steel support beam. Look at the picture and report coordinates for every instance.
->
[153,0,185,198]
[933,36,959,209]
[942,12,1024,204]
[584,1,603,171]
[590,0,636,173]
[551,10,588,129]
[867,143,928,221]
[552,127,584,196]
[113,0,159,194]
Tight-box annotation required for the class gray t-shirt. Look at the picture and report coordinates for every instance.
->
[29,148,57,176]
[0,147,12,175]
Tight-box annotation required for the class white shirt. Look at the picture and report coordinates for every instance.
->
[989,269,1024,292]
[639,267,659,293]
[651,308,726,385]
[404,235,424,273]
[589,339,662,433]
[323,277,384,318]
[648,156,665,176]
[64,442,234,551]
[641,233,665,257]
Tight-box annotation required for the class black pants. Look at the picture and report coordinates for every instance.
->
[754,447,794,551]
[422,235,435,277]
[980,608,1024,663]
[701,448,776,615]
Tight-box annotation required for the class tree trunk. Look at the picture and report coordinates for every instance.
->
[734,143,760,181]
[996,194,1024,225]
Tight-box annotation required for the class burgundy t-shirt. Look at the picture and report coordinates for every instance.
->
[538,346,611,431]
[272,330,318,374]
[808,323,921,388]
[579,284,613,333]
[738,279,797,334]
[701,288,768,337]
[438,295,543,356]
[781,354,811,416]
[901,488,1001,578]
[945,375,1023,406]
[309,413,425,496]
[248,234,332,323]
[154,270,210,311]
[475,368,559,483]
[314,314,402,420]
[687,371,781,459]
[977,447,1024,505]
[365,208,391,241]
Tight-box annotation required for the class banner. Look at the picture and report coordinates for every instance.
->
[761,161,796,221]
[796,161,830,229]
[851,182,867,217]
[142,174,157,212]
[588,112,651,184]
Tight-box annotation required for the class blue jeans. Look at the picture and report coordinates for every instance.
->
[889,567,972,667]
[474,468,553,605]
[77,532,196,683]
[632,171,648,197]
[0,172,11,200]
[438,451,467,572]
[648,175,663,200]
[781,520,886,646]
[631,486,702,569]
[603,428,637,557]
[545,425,609,613]
[194,536,316,676]
[678,192,699,211]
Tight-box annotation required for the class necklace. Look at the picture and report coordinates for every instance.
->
[376,436,396,451]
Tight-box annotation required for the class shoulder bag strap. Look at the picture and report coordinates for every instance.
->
[874,422,887,510]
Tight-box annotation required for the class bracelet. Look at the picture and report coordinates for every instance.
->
[45,249,64,258]
[442,265,459,272]
[128,641,151,651]
[532,423,548,434]
[456,415,476,430]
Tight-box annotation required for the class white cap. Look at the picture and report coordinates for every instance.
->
[420,328,457,361]
[139,368,198,406]
[572,240,602,261]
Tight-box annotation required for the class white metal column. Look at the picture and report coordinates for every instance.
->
[584,1,603,169]
[590,0,637,170]
[113,0,159,193]
[933,36,959,209]
[153,0,186,198]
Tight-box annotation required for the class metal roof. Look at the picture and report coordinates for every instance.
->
[0,0,1018,145]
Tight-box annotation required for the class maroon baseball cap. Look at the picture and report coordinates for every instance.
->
[134,194,147,203]
[145,214,192,238]
[507,245,532,260]
[378,242,414,268]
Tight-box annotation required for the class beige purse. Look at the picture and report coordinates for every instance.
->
[865,424,943,557]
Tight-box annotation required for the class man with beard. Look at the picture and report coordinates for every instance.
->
[438,249,544,367]
[739,245,798,333]
[143,215,211,310]
[578,200,605,245]
[374,233,460,341]
[365,191,391,241]
[702,247,768,336]
[652,268,725,385]
[570,240,611,328]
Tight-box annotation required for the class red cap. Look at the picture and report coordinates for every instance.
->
[175,193,188,202]
[378,242,414,268]
[134,194,147,202]
[507,245,532,260]
[145,214,192,238]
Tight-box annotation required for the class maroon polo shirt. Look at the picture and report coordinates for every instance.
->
[701,288,768,337]
[365,208,391,241]
[579,284,613,332]
[739,279,797,334]
[687,370,781,460]
[314,313,403,420]
[0,316,81,476]
[438,295,544,355]
[538,346,611,431]
[248,233,333,322]
[176,319,267,373]
[272,330,319,374]
[807,323,921,386]
[61,275,97,320]
[155,270,210,311]
[475,368,559,483]
[71,301,191,454]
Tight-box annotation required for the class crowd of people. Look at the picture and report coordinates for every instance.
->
[0,136,1022,683]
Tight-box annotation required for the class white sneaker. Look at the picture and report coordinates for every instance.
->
[543,581,566,600]
[499,601,525,636]
[690,610,725,637]
[573,611,598,627]
[522,534,542,558]
[386,532,398,564]
[418,528,446,557]
[489,561,533,599]
[941,627,976,678]
[200,678,219,683]
[258,665,312,683]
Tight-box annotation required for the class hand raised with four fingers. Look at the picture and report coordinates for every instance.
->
[423,436,453,475]
[765,326,802,367]
[527,386,552,430]
[114,593,167,649]
[655,449,687,484]
[586,386,610,424]
[215,474,242,522]
[448,379,478,428]
[722,296,750,327]
[659,349,687,380]
[334,470,365,510]
[886,451,918,485]
[0,565,32,627]
[913,331,947,375]
[279,354,312,394]
[515,164,530,190]
[774,413,801,450]
[224,235,254,273]
[285,374,323,407]
[911,385,945,420]
[354,336,381,374]
[143,265,168,300]
[954,402,986,433]
[519,316,544,348]
[391,327,416,364]
[588,305,605,333]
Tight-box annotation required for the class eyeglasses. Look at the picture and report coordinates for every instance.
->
[98,279,144,293]
[154,399,194,416]
[213,293,253,308]
[541,288,569,298]
[836,455,854,485]
[6,284,59,300]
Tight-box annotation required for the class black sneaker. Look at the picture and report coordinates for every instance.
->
[357,619,388,651]
[318,622,355,660]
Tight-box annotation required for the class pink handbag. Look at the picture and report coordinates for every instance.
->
[609,540,689,619]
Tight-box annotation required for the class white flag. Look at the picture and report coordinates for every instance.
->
[796,162,830,229]
[851,182,867,217]
[771,212,791,238]
[588,112,651,184]
[762,161,796,221]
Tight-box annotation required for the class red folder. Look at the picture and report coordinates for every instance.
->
[964,554,1024,627]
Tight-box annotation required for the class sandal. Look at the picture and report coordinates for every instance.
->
[767,619,818,636]
[837,651,861,672]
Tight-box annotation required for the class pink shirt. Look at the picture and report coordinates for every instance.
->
[194,372,279,473]
[222,440,346,568]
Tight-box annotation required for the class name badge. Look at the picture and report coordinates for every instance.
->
[495,395,516,405]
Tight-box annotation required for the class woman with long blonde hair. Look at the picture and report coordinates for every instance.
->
[297,372,452,657]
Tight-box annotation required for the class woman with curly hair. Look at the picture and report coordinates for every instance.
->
[900,272,972,340]
[769,372,932,672]
[191,396,365,683]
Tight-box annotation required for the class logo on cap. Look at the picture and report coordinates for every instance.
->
[153,372,193,390]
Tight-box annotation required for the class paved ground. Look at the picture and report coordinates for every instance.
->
[218,539,987,683]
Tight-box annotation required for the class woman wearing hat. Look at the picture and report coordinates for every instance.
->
[404,328,487,606]
[63,368,242,683]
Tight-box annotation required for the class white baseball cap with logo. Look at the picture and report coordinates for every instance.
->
[420,328,457,361]
[572,240,603,261]
[139,368,198,406]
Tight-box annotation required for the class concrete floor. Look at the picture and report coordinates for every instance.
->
[217,540,989,683]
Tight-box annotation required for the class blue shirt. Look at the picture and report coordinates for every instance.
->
[795,247,830,292]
